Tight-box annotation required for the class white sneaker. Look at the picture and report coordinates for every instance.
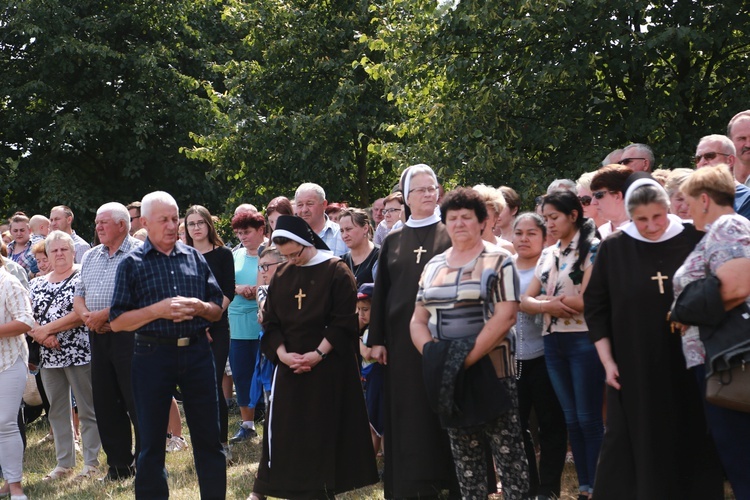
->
[165,435,189,452]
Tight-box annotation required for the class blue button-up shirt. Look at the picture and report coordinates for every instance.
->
[110,238,223,336]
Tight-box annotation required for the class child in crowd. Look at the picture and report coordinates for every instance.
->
[250,247,286,414]
[357,283,384,456]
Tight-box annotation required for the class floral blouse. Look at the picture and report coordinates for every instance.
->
[535,230,599,334]
[30,272,90,368]
[673,214,750,368]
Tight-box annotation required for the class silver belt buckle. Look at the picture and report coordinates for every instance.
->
[177,337,190,347]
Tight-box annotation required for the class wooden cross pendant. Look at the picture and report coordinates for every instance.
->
[651,271,668,294]
[414,246,427,264]
[295,288,306,309]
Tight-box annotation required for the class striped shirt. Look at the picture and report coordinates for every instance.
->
[417,241,519,341]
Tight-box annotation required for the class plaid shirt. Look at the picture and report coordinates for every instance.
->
[75,235,141,312]
[7,240,39,275]
[110,238,223,337]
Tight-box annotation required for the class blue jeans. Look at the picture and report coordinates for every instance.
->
[132,335,225,500]
[544,332,604,494]
[693,365,750,499]
[229,338,259,408]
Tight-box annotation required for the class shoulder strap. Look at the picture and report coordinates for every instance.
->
[39,270,79,321]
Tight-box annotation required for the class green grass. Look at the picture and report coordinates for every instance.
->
[21,405,733,499]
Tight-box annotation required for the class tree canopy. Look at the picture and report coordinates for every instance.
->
[1,0,749,226]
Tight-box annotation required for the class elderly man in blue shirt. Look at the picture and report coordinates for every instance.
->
[110,191,225,500]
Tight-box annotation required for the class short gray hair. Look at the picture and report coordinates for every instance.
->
[295,183,326,203]
[626,184,670,217]
[623,143,655,165]
[45,230,75,254]
[697,134,736,155]
[97,202,131,232]
[547,179,577,195]
[141,191,178,219]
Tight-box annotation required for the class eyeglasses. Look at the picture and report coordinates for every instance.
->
[619,157,646,166]
[408,185,438,196]
[280,246,306,261]
[592,190,615,200]
[578,195,592,206]
[130,215,140,222]
[382,208,402,215]
[694,152,729,164]
[258,261,283,272]
[186,220,207,229]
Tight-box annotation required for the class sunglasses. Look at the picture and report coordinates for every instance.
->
[619,157,645,166]
[694,152,729,164]
[578,195,592,206]
[592,190,615,200]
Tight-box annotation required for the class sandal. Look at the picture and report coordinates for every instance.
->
[43,466,74,481]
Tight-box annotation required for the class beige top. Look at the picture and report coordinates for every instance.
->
[0,267,34,373]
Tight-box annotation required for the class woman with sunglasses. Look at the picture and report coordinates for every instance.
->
[590,165,634,239]
[576,172,608,228]
[520,191,602,500]
[184,205,235,459]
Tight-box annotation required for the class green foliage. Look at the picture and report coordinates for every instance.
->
[188,0,401,208]
[365,0,750,207]
[0,0,232,236]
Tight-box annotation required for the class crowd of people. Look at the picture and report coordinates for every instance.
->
[1,110,750,500]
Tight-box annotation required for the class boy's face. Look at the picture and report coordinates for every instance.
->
[357,299,371,328]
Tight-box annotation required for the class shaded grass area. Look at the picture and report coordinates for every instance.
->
[20,405,733,499]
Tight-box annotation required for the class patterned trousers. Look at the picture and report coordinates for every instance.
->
[446,378,529,500]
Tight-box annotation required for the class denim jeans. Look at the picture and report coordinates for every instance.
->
[228,338,259,408]
[543,332,604,494]
[132,335,225,500]
[693,364,750,499]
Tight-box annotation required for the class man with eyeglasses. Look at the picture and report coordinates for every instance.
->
[619,143,654,172]
[727,110,750,187]
[694,134,750,219]
[293,182,347,256]
[127,202,143,236]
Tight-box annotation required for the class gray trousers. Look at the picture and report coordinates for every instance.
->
[41,363,101,468]
[0,356,26,483]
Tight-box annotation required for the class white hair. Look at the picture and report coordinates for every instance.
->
[97,202,131,232]
[295,183,326,203]
[45,230,75,254]
[697,134,736,155]
[623,143,655,165]
[141,191,178,219]
[547,178,578,195]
